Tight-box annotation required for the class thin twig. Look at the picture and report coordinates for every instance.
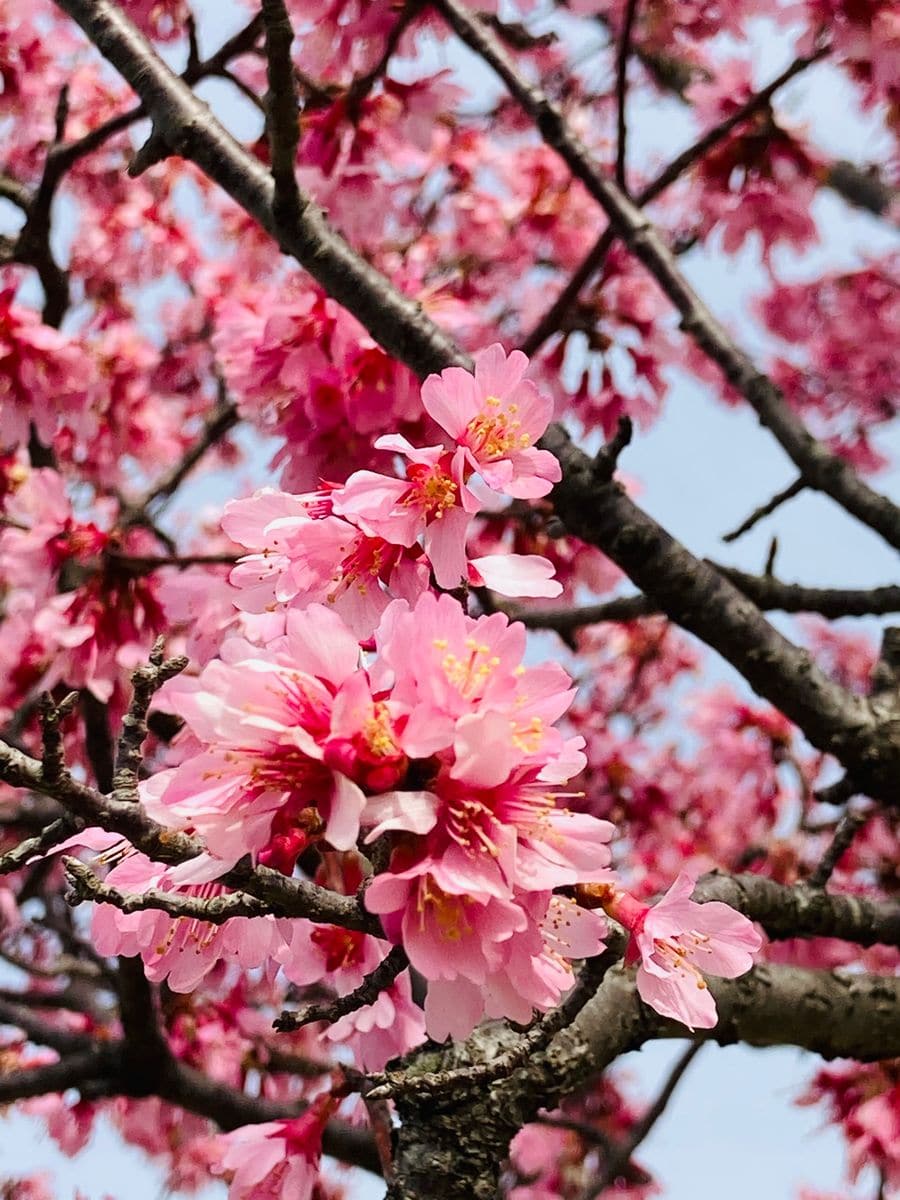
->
[614,0,640,192]
[722,477,805,543]
[808,808,870,889]
[275,945,409,1031]
[345,0,423,118]
[112,639,188,801]
[579,1042,703,1199]
[63,858,272,923]
[124,399,238,520]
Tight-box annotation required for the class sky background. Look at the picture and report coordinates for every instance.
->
[2,0,898,1197]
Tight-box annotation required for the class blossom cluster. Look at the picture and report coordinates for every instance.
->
[76,348,761,1078]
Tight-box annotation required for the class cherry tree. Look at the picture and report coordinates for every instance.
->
[0,1,898,1198]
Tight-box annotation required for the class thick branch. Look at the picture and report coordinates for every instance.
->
[542,424,898,802]
[388,965,900,1199]
[501,575,900,635]
[260,0,303,228]
[693,872,900,949]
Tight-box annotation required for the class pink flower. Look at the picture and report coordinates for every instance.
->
[421,343,561,503]
[151,606,368,868]
[223,486,428,637]
[213,1095,338,1200]
[89,851,284,992]
[600,871,762,1029]
[333,437,473,589]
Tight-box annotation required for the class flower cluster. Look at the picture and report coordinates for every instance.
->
[223,344,563,637]
[78,348,761,1057]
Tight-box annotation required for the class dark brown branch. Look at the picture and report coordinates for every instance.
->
[436,3,900,553]
[506,575,900,636]
[387,966,900,1199]
[260,0,303,229]
[0,815,80,876]
[692,871,900,948]
[807,809,870,889]
[722,477,806,543]
[0,997,97,1056]
[614,0,640,192]
[541,424,898,802]
[113,639,188,801]
[64,857,272,922]
[275,944,409,1032]
[37,691,79,783]
[0,1051,112,1103]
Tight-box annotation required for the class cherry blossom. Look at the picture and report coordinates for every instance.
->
[592,871,763,1029]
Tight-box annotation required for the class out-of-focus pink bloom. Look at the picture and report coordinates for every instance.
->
[213,1094,338,1200]
[597,870,762,1029]
[421,344,561,503]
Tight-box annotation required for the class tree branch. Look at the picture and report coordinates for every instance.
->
[275,944,409,1032]
[692,871,900,948]
[722,477,806,543]
[614,0,640,192]
[541,423,898,802]
[435,2,900,553]
[260,0,303,229]
[579,1041,703,1199]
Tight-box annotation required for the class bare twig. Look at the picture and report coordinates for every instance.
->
[808,808,870,889]
[0,816,80,876]
[37,691,78,783]
[124,399,239,520]
[614,0,640,192]
[63,857,271,922]
[579,1041,703,1199]
[113,639,188,801]
[722,477,806,543]
[345,0,423,117]
[275,944,409,1031]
